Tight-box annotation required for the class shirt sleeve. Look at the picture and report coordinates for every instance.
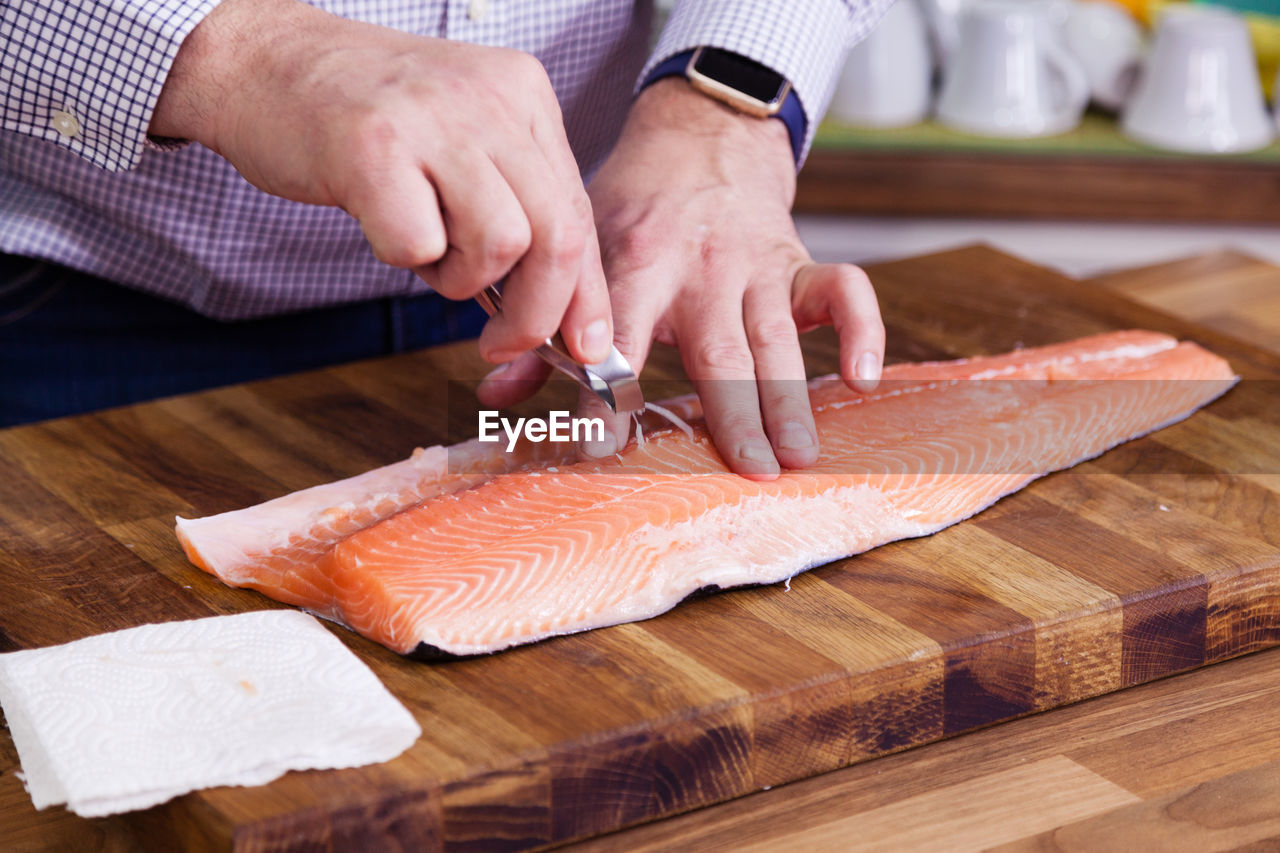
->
[0,0,221,172]
[644,0,895,161]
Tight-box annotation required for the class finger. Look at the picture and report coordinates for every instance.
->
[528,87,593,205]
[605,264,664,383]
[345,162,448,269]
[529,99,614,365]
[419,153,531,301]
[792,263,885,391]
[743,283,817,469]
[478,146,597,364]
[476,352,553,410]
[677,296,779,480]
[575,258,676,458]
[557,223,614,365]
[575,385,628,459]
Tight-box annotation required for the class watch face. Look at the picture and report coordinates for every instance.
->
[692,48,787,105]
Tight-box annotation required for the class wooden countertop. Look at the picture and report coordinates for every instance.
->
[570,249,1280,852]
[2,247,1278,851]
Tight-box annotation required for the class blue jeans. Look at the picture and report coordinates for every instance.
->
[0,254,487,428]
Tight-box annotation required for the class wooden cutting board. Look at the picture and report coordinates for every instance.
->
[1,247,1277,851]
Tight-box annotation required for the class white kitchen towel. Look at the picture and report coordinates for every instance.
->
[0,610,421,818]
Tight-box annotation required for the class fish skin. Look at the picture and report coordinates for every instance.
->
[176,331,1238,656]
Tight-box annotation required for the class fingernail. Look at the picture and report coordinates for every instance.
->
[738,440,776,464]
[580,319,611,364]
[856,352,881,387]
[483,362,511,381]
[777,421,814,450]
[580,430,618,459]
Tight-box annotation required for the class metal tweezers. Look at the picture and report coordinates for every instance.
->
[475,285,645,414]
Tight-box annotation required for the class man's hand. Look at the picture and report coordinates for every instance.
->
[151,0,613,366]
[483,78,884,479]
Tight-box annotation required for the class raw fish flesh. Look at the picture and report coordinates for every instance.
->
[176,331,1237,656]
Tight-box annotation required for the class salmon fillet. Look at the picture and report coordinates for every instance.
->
[176,331,1237,656]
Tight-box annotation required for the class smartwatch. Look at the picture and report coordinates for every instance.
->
[641,47,808,164]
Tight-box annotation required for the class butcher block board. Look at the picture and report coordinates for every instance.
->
[1,247,1278,851]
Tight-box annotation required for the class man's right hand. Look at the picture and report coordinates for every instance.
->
[151,0,613,367]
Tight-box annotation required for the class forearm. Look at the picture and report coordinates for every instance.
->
[150,0,315,149]
[610,77,796,207]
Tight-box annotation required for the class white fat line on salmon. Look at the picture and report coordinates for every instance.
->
[644,401,696,439]
[630,402,697,448]
[477,411,604,452]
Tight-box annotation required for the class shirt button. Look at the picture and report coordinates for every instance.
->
[52,110,81,139]
[467,0,488,21]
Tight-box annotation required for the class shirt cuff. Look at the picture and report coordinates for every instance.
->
[0,0,222,172]
[642,0,893,163]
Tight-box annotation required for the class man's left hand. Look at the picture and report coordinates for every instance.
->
[478,77,885,479]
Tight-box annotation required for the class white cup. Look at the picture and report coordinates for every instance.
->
[1121,6,1274,153]
[1063,0,1145,111]
[830,0,934,127]
[936,0,1090,137]
[918,0,968,70]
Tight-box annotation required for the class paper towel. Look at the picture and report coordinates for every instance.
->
[0,610,421,818]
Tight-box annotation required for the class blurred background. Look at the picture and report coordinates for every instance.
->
[667,0,1280,283]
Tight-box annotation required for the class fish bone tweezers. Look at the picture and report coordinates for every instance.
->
[475,284,645,414]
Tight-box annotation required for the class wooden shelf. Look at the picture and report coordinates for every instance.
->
[797,116,1280,223]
